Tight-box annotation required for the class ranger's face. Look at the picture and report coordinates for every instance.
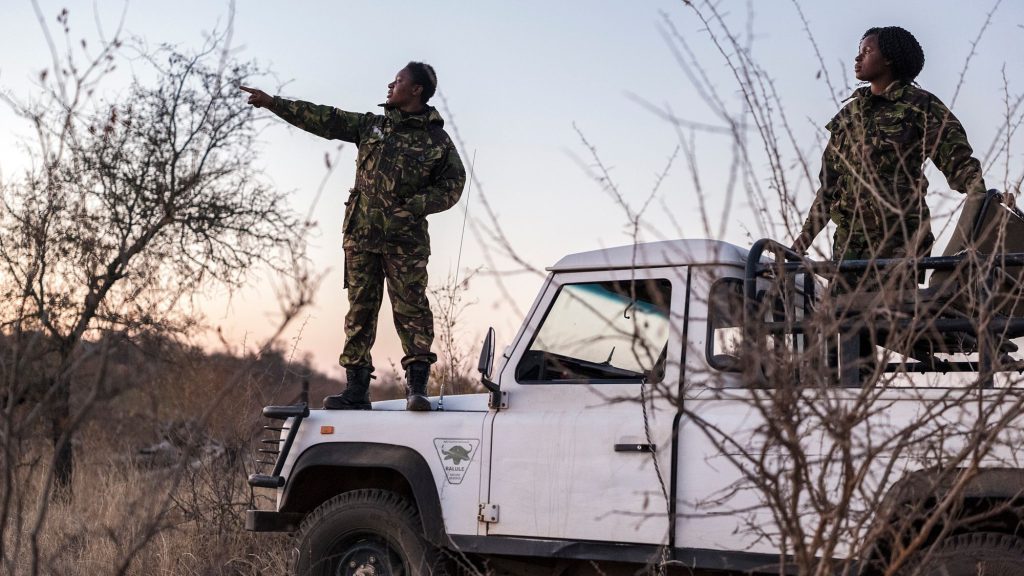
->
[854,34,891,84]
[386,68,423,110]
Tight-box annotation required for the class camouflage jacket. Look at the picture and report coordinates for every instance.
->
[799,81,987,259]
[270,97,466,256]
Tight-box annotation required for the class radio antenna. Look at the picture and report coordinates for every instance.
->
[455,149,477,286]
[438,149,476,412]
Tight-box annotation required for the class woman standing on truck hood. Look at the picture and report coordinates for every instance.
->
[792,26,987,280]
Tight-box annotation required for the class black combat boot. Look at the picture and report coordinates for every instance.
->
[405,362,432,412]
[323,366,372,410]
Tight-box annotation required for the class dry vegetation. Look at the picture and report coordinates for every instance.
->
[1,5,318,574]
[1,335,471,575]
[2,335,302,574]
[5,1,1024,575]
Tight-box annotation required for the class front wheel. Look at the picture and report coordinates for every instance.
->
[903,532,1024,575]
[294,489,445,576]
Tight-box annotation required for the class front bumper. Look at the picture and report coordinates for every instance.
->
[245,509,304,532]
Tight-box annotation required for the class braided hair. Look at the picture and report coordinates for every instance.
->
[404,61,437,104]
[862,26,925,82]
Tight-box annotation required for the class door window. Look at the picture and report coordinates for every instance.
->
[707,279,745,371]
[516,279,672,383]
[706,277,808,374]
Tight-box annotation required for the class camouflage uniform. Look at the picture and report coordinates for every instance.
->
[798,81,987,271]
[269,97,466,369]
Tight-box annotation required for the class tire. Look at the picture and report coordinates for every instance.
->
[903,532,1024,576]
[294,489,446,576]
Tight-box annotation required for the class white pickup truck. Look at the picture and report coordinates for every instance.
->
[246,202,1024,575]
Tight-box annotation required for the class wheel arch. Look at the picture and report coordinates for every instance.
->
[280,442,447,546]
[880,467,1024,514]
[872,468,1024,552]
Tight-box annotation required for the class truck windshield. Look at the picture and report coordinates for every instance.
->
[516,278,672,383]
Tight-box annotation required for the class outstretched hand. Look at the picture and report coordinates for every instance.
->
[240,85,273,108]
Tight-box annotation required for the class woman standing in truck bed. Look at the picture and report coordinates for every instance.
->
[793,26,988,287]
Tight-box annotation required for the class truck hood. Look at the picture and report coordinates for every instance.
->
[369,393,490,412]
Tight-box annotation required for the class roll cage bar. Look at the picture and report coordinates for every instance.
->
[743,191,1024,387]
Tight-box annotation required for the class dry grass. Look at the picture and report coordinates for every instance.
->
[5,436,289,575]
[1,341,317,575]
[0,333,482,576]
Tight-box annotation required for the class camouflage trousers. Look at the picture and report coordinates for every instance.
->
[338,249,437,371]
[832,221,933,293]
[830,224,932,367]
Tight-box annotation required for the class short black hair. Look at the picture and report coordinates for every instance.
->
[404,61,437,104]
[862,26,925,82]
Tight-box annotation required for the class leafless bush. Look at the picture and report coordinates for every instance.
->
[658,2,1024,575]
[0,5,317,575]
[439,2,1024,574]
[430,270,482,398]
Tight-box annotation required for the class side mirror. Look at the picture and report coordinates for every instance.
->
[477,327,504,409]
[478,327,495,379]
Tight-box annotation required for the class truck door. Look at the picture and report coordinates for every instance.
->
[484,268,684,545]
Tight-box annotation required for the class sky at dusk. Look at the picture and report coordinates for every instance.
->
[2,1,1022,380]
